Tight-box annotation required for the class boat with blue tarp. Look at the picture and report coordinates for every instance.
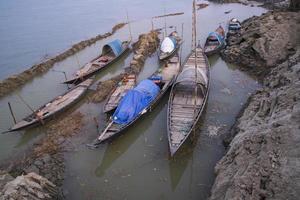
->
[64,39,130,84]
[93,53,181,144]
[159,31,182,60]
[204,26,225,56]
[227,18,241,37]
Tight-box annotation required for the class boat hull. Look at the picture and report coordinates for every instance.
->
[9,79,93,132]
[167,47,210,156]
[64,44,130,85]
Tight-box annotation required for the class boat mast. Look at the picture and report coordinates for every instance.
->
[192,0,198,117]
[126,9,132,42]
[164,4,167,36]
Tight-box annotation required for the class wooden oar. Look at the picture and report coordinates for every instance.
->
[98,121,114,141]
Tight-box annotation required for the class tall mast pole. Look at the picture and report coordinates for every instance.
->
[193,0,198,117]
[126,9,132,42]
[164,4,167,36]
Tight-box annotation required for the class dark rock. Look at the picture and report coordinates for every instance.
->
[221,11,300,78]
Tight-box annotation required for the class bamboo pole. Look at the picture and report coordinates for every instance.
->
[193,0,198,119]
[126,9,133,42]
[8,102,17,124]
[16,93,44,124]
[164,5,167,36]
[98,121,114,141]
[180,23,184,66]
[52,69,70,89]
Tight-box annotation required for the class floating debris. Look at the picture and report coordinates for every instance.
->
[153,12,184,19]
[220,87,233,95]
[197,3,209,10]
[206,125,221,137]
[224,10,232,14]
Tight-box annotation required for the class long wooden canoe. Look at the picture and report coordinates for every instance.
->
[167,45,210,156]
[93,54,181,145]
[204,26,225,56]
[9,78,94,132]
[159,31,182,61]
[64,40,130,85]
[103,74,136,113]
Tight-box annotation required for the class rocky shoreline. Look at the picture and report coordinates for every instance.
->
[0,112,84,199]
[210,10,300,200]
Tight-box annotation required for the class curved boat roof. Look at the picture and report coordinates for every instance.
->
[208,32,224,43]
[160,37,177,53]
[102,39,123,56]
[175,67,207,86]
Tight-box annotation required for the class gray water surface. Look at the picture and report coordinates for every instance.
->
[0,1,266,199]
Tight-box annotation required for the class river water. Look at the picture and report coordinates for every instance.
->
[0,0,266,199]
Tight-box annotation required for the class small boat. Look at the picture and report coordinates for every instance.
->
[9,78,94,132]
[167,46,210,156]
[103,74,136,113]
[227,18,241,36]
[159,31,182,60]
[204,26,225,56]
[94,54,181,144]
[64,39,130,84]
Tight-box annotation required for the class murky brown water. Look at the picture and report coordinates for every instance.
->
[0,1,266,199]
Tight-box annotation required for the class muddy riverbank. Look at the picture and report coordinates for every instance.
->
[0,30,160,199]
[210,10,300,200]
[0,112,84,199]
[0,23,126,99]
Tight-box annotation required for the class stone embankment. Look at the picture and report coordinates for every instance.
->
[90,30,160,102]
[0,23,126,98]
[210,11,300,200]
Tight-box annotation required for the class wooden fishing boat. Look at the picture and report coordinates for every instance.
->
[9,78,94,132]
[159,31,182,60]
[204,26,225,56]
[93,54,181,144]
[167,46,210,156]
[103,74,136,113]
[227,18,241,36]
[64,39,130,84]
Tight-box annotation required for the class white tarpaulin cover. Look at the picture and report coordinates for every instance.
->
[160,37,175,53]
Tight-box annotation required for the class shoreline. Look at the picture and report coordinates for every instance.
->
[209,9,300,199]
[0,22,126,99]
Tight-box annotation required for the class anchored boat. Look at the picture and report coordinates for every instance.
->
[8,78,94,132]
[204,26,225,56]
[159,31,182,60]
[94,54,181,144]
[167,47,210,156]
[103,74,136,113]
[167,0,210,156]
[64,39,130,84]
[227,18,241,36]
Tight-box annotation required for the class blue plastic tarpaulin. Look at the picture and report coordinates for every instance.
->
[112,79,160,124]
[102,39,123,56]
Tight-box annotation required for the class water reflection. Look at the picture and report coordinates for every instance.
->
[95,94,167,177]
